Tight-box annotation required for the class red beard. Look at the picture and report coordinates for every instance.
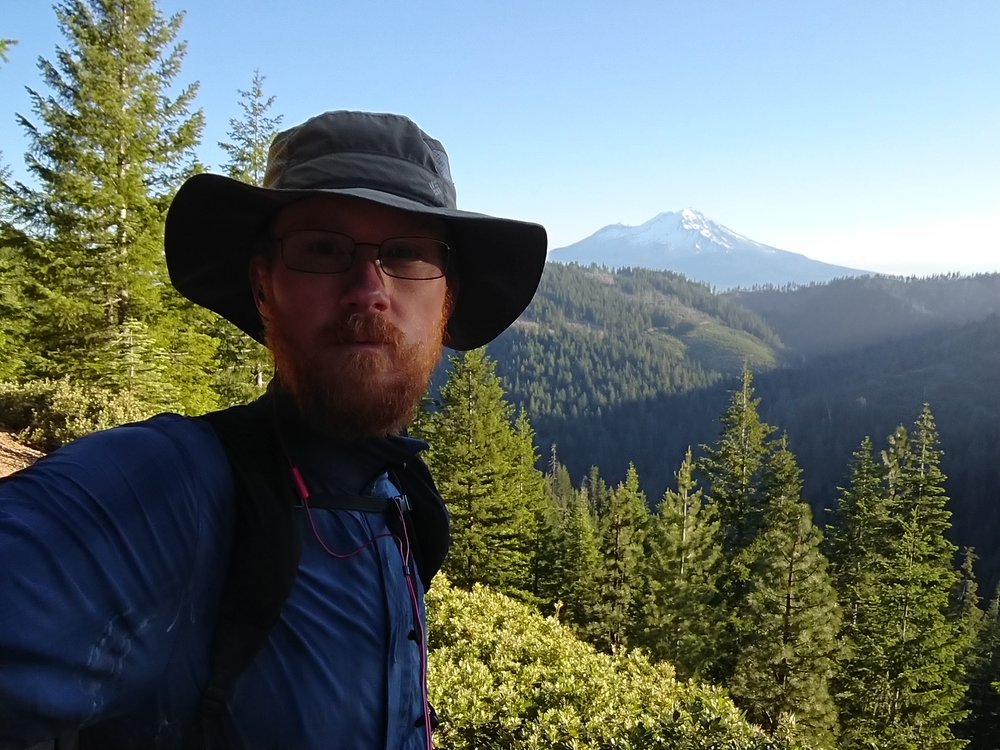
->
[264,309,445,441]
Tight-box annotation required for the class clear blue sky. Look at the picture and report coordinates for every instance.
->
[3,0,999,275]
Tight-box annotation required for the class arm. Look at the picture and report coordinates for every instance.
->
[0,414,234,746]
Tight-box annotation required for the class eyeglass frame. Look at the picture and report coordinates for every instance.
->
[269,229,452,281]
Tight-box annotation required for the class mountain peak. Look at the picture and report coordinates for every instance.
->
[551,209,871,289]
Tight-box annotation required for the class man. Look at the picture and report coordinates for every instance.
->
[0,111,547,749]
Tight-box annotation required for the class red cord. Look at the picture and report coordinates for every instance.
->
[293,464,433,748]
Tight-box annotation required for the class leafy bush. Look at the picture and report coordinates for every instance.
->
[427,579,807,750]
[0,378,153,451]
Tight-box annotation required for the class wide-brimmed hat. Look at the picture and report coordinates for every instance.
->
[165,110,547,351]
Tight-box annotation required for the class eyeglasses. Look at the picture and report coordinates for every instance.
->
[274,230,450,280]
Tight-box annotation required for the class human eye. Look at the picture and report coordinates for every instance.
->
[285,231,353,271]
[305,236,349,260]
[381,240,424,262]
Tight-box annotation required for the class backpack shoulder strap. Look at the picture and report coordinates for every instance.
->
[398,455,451,590]
[183,405,302,749]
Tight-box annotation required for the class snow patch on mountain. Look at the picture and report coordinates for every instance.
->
[550,209,871,289]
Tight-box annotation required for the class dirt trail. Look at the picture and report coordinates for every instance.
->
[0,431,43,477]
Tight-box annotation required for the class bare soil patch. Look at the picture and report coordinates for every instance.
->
[0,430,43,477]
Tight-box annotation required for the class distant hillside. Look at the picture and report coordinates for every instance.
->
[449,265,1000,590]
[549,209,869,289]
[729,273,1000,359]
[479,262,782,422]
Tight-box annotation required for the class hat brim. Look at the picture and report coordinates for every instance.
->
[165,173,547,351]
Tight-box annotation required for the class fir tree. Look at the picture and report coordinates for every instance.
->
[1,0,213,414]
[641,447,725,680]
[832,407,967,749]
[698,364,776,680]
[532,446,577,611]
[960,585,1000,747]
[698,364,776,563]
[558,485,603,633]
[590,463,649,651]
[825,435,894,745]
[420,349,545,600]
[218,69,282,184]
[729,436,841,749]
[211,69,281,405]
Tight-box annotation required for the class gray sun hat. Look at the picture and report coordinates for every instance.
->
[165,110,547,351]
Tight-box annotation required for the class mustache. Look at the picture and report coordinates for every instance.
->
[329,313,403,347]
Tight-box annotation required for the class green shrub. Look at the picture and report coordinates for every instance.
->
[427,579,807,750]
[0,378,154,451]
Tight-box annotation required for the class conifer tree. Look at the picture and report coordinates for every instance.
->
[420,349,545,600]
[0,38,24,381]
[641,447,725,680]
[1,0,213,413]
[698,364,776,680]
[211,70,281,405]
[729,437,841,749]
[532,447,577,610]
[832,406,967,748]
[953,547,985,679]
[698,364,776,564]
[584,464,612,519]
[558,485,603,632]
[590,463,649,651]
[824,436,889,624]
[959,584,1000,747]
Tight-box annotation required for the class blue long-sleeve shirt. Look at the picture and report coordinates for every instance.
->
[0,406,434,749]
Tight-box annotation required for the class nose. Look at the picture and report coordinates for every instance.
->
[339,245,389,312]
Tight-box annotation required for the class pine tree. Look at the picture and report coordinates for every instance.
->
[211,69,281,405]
[532,446,577,611]
[953,548,985,677]
[698,364,776,680]
[641,447,725,680]
[960,585,1000,747]
[729,436,841,749]
[825,436,889,624]
[558,485,603,632]
[699,364,776,564]
[420,349,545,600]
[0,40,25,381]
[825,435,894,745]
[590,463,649,651]
[832,406,967,749]
[1,0,213,414]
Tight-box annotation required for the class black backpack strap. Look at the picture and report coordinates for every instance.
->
[183,406,302,749]
[397,456,451,590]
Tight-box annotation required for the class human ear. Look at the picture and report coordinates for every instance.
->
[248,256,272,318]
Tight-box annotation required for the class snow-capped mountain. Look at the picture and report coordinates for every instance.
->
[549,209,870,289]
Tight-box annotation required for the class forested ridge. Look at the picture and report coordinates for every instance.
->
[3,3,1000,747]
[478,265,1000,591]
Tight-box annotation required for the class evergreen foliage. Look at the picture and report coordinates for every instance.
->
[590,463,649,651]
[538,454,604,634]
[698,364,776,560]
[697,364,776,681]
[419,349,546,600]
[0,0,214,416]
[959,585,1000,747]
[640,447,725,681]
[729,437,841,749]
[211,69,279,406]
[829,407,968,749]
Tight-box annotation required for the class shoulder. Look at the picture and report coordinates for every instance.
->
[27,413,230,490]
[2,413,236,540]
